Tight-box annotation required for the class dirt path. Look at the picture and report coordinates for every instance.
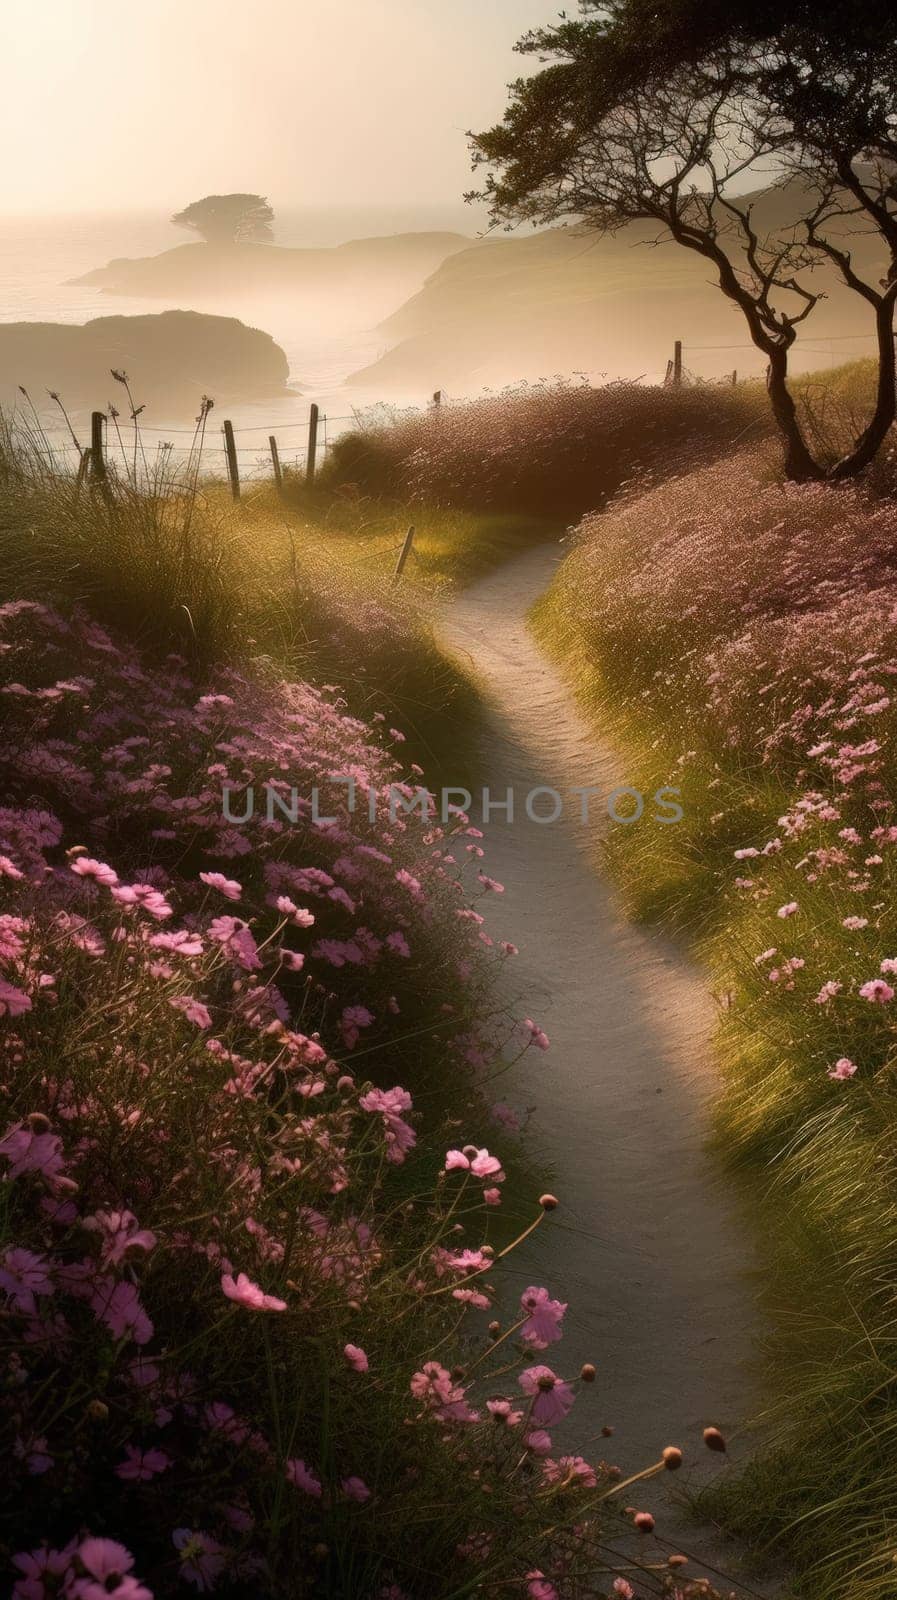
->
[441,544,770,1585]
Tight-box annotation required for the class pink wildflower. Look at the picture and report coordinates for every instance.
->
[70,857,119,887]
[518,1365,576,1425]
[111,882,172,920]
[527,1573,559,1600]
[860,979,894,1003]
[115,1445,172,1480]
[285,1458,322,1497]
[199,871,242,900]
[341,1475,372,1502]
[827,1058,858,1080]
[444,1147,504,1180]
[344,1343,369,1372]
[169,995,212,1028]
[0,977,31,1017]
[519,1286,567,1349]
[0,1248,54,1313]
[221,1271,287,1313]
[172,1529,226,1592]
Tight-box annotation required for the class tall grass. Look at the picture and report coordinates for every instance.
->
[0,430,737,1598]
[534,443,897,1599]
[0,419,495,788]
[321,378,766,517]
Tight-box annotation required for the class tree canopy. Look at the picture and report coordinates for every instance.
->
[470,1,897,480]
[171,194,274,246]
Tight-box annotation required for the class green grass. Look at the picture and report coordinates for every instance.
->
[0,440,553,792]
[530,440,897,1600]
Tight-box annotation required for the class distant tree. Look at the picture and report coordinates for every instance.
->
[470,1,897,482]
[171,194,274,246]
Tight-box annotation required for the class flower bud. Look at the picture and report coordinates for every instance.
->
[538,1193,559,1211]
[702,1426,727,1453]
[668,1555,688,1569]
[601,1424,614,1437]
[580,1363,597,1383]
[633,1511,655,1533]
[26,1112,52,1132]
[662,1446,683,1470]
[86,1399,109,1422]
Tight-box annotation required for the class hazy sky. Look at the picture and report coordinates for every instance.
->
[3,0,556,214]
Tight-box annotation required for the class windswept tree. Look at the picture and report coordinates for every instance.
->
[171,193,274,246]
[470,1,897,481]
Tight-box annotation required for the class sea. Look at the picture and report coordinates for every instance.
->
[0,204,480,475]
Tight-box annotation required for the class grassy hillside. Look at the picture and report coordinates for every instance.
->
[532,414,897,1600]
[348,185,887,395]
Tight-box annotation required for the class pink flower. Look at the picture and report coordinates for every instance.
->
[172,1529,226,1592]
[486,1398,524,1425]
[527,1573,559,1600]
[344,1343,369,1372]
[542,1453,597,1487]
[12,1543,76,1600]
[0,977,31,1017]
[111,882,173,920]
[0,1125,66,1186]
[860,979,894,1003]
[776,901,799,919]
[523,1018,550,1050]
[208,916,261,971]
[518,1365,576,1425]
[0,1248,54,1313]
[199,871,242,901]
[519,1286,567,1349]
[285,1458,322,1496]
[70,857,119,887]
[360,1086,416,1163]
[341,1475,371,1502]
[86,1209,156,1267]
[221,1271,287,1313]
[169,995,212,1028]
[92,1279,154,1346]
[827,1057,858,1080]
[444,1147,504,1180]
[74,1538,146,1598]
[526,1429,553,1454]
[115,1445,172,1480]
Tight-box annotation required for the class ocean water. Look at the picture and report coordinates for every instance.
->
[0,206,475,473]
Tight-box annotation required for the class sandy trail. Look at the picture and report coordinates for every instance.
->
[440,543,769,1583]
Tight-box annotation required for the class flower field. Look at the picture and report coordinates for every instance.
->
[535,442,897,1599]
[0,558,713,1595]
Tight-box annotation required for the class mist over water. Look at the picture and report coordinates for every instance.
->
[0,205,482,465]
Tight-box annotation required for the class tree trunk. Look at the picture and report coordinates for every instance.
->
[828,295,897,480]
[766,347,825,482]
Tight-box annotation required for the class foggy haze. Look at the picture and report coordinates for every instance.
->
[3,0,552,216]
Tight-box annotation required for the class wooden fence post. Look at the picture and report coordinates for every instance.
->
[90,411,107,485]
[306,403,319,487]
[392,525,416,587]
[223,420,240,501]
[74,446,90,503]
[731,370,738,386]
[432,390,442,409]
[672,340,683,388]
[269,435,283,494]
